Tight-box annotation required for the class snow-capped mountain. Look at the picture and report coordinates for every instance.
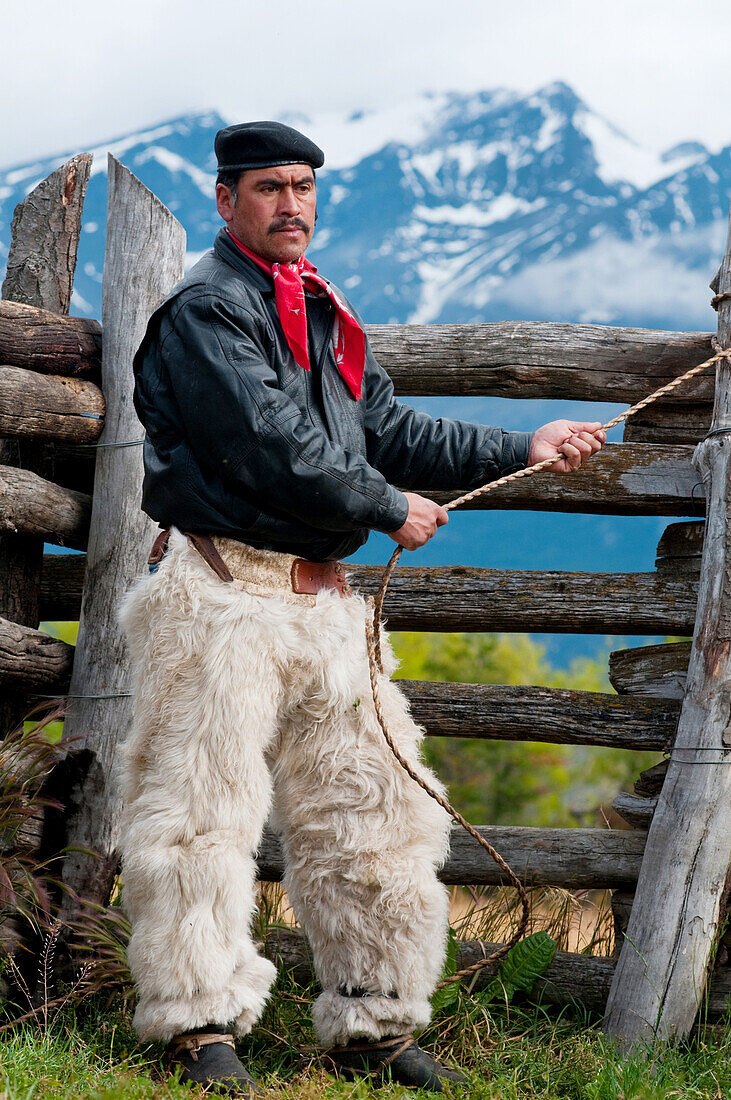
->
[1,83,728,331]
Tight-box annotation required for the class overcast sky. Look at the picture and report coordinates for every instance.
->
[3,0,731,169]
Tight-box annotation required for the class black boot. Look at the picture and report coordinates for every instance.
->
[165,1024,257,1095]
[323,1033,467,1093]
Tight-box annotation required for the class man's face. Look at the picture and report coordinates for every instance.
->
[216,164,317,263]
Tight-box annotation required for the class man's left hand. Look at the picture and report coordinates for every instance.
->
[528,420,606,473]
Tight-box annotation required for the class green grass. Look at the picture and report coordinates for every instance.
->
[0,977,729,1100]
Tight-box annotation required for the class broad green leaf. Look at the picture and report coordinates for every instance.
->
[497,931,557,994]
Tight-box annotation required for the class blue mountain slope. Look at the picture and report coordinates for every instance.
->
[1,86,725,661]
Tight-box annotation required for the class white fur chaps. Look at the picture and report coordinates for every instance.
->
[117,527,451,1045]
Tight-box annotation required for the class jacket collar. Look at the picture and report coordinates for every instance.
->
[213,227,275,296]
[213,227,330,303]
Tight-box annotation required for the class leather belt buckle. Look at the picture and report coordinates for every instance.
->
[291,558,352,598]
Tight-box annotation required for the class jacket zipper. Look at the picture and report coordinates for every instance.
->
[313,307,337,437]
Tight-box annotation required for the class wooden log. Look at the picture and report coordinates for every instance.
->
[623,402,711,446]
[61,157,186,911]
[349,566,698,635]
[401,680,678,751]
[5,437,706,524]
[633,761,669,799]
[609,643,691,699]
[0,466,90,549]
[39,555,699,636]
[264,925,617,1013]
[655,521,704,575]
[0,302,101,377]
[2,154,91,314]
[0,313,716,401]
[262,926,731,1018]
[0,616,73,690]
[604,209,731,1049]
[0,157,90,737]
[424,443,704,517]
[256,824,647,889]
[612,793,658,830]
[366,322,715,403]
[0,365,104,443]
[40,553,86,622]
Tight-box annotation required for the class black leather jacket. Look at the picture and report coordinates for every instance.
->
[132,228,533,561]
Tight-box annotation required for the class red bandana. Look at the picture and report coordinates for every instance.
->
[226,230,366,400]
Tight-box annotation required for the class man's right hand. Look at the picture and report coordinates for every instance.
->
[388,493,449,550]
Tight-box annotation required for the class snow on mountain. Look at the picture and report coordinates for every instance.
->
[573,105,704,189]
[280,94,451,170]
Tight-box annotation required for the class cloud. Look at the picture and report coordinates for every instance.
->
[2,0,731,168]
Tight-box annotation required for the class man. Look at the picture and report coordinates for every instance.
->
[119,120,605,1095]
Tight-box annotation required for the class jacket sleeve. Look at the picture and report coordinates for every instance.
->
[159,292,409,534]
[362,337,533,489]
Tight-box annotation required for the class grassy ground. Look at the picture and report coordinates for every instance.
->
[0,973,729,1100]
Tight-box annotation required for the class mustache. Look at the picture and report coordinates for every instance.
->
[268,217,310,234]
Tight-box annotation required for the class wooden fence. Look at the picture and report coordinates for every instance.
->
[2,151,731,1053]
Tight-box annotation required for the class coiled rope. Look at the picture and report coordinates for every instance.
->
[365,338,731,988]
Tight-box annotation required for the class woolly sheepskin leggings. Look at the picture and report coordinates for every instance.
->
[117,526,451,1045]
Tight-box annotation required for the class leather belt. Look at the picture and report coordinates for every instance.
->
[148,528,233,582]
[147,528,352,598]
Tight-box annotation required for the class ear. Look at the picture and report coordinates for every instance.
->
[216,182,235,224]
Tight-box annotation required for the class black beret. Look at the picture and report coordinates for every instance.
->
[215,121,324,172]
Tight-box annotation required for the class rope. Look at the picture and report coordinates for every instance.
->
[366,341,731,988]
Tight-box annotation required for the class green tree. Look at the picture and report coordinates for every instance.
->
[391,632,660,827]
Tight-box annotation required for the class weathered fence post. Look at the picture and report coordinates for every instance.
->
[0,154,91,736]
[604,205,731,1050]
[61,156,185,907]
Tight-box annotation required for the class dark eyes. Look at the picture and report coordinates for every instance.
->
[260,184,312,194]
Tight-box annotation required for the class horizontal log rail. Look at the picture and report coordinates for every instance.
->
[41,553,698,635]
[402,680,678,750]
[0,467,90,549]
[2,445,706,537]
[1,308,716,403]
[0,300,101,375]
[257,824,647,889]
[423,444,704,516]
[350,565,698,634]
[264,927,731,1018]
[367,321,715,402]
[41,552,697,635]
[0,365,104,443]
[623,401,711,447]
[0,615,73,689]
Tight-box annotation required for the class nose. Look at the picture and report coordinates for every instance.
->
[276,185,300,218]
